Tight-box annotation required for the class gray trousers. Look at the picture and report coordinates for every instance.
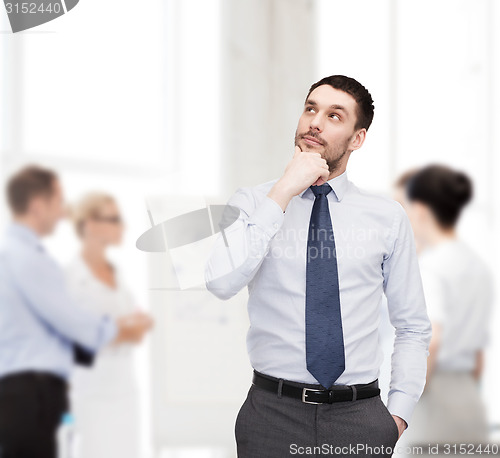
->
[235,377,399,458]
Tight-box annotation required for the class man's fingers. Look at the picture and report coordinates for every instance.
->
[294,145,302,158]
[310,155,328,168]
[311,165,330,187]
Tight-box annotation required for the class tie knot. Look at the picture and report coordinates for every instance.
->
[310,183,332,197]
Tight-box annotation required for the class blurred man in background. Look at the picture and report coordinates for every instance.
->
[0,165,152,458]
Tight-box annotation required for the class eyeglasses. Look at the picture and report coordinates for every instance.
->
[92,215,123,224]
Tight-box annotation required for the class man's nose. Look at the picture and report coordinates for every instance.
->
[310,114,323,132]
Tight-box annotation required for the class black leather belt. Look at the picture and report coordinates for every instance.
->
[0,371,67,390]
[252,370,380,404]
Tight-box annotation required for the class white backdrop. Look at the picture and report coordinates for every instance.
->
[1,1,499,456]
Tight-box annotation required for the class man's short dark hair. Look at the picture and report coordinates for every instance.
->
[306,75,375,131]
[6,165,58,215]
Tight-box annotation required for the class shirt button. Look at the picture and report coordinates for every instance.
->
[273,223,279,230]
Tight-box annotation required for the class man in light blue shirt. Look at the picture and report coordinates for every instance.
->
[0,165,151,458]
[205,75,432,457]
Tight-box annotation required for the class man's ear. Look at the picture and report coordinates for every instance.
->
[29,196,45,218]
[350,128,367,152]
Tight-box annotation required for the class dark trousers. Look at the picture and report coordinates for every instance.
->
[235,375,399,458]
[0,372,68,458]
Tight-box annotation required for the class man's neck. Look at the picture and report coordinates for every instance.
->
[326,152,350,181]
[13,216,44,238]
[327,167,347,182]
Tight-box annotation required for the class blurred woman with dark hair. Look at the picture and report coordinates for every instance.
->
[402,165,493,445]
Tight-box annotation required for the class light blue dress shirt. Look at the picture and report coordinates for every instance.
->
[205,171,432,424]
[0,223,117,380]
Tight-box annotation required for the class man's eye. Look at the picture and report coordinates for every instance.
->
[330,113,340,120]
[306,107,315,113]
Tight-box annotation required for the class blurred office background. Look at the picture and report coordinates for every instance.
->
[1,0,499,456]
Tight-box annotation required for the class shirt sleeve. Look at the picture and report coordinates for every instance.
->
[11,250,117,352]
[382,205,432,426]
[205,186,284,300]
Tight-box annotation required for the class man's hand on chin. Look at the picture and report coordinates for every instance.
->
[392,415,407,440]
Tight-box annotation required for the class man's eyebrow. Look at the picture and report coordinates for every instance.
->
[305,99,348,113]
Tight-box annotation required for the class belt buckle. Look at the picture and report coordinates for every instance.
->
[302,387,324,404]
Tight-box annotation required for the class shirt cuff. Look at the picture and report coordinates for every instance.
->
[98,315,118,348]
[247,195,285,238]
[387,391,416,427]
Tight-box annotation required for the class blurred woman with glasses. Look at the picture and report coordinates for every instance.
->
[66,192,153,458]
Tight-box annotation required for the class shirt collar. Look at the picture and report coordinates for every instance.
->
[6,222,44,251]
[299,170,349,202]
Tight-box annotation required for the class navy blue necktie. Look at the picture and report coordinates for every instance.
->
[305,183,345,389]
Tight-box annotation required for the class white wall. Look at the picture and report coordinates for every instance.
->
[218,0,317,195]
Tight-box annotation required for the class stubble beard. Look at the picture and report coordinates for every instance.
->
[294,131,350,175]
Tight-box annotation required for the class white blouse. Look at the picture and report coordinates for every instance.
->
[65,256,139,398]
[418,239,494,372]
